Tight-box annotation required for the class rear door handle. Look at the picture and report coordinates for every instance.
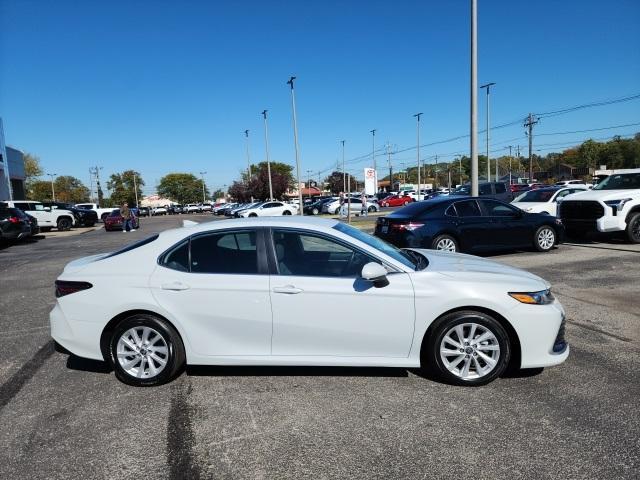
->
[273,285,303,294]
[161,282,190,291]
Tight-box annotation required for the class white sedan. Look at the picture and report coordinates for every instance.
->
[512,186,588,216]
[323,198,379,214]
[239,201,297,217]
[51,217,568,387]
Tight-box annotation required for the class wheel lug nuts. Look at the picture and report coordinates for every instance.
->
[459,348,464,353]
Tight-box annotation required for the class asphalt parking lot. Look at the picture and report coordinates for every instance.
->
[1,214,638,480]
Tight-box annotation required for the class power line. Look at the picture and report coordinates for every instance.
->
[534,92,640,118]
[536,121,640,136]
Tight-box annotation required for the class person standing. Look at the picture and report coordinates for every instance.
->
[360,192,368,217]
[121,202,132,232]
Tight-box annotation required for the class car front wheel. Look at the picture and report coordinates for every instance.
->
[534,226,556,252]
[282,210,292,215]
[109,314,185,387]
[57,217,72,231]
[626,213,640,243]
[432,234,458,252]
[312,208,319,215]
[424,311,510,386]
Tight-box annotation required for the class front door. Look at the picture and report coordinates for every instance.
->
[451,199,491,251]
[480,199,531,247]
[149,228,272,356]
[268,229,415,357]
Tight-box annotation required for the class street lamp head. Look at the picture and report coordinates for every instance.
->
[370,129,376,135]
[287,76,296,88]
[480,82,496,90]
[262,110,268,118]
[244,129,249,137]
[413,113,423,120]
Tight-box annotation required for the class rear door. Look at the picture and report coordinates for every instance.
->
[150,228,273,356]
[451,200,489,251]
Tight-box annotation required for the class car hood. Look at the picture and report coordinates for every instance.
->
[408,248,549,290]
[563,189,639,201]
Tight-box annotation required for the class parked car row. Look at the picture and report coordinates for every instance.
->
[2,200,95,232]
[0,205,40,243]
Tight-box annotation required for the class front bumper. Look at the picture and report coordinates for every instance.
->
[511,300,570,368]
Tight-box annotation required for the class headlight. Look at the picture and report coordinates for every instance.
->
[509,289,555,305]
[604,198,632,210]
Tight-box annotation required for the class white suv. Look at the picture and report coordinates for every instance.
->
[3,200,75,231]
[558,169,640,242]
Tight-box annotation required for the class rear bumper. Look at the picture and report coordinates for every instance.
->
[50,303,104,360]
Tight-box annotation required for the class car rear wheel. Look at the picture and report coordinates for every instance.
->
[424,310,510,386]
[432,234,458,252]
[283,210,292,215]
[534,226,556,252]
[249,213,258,217]
[383,202,389,207]
[57,217,72,231]
[625,213,640,243]
[312,208,319,215]
[109,314,185,387]
[368,206,375,212]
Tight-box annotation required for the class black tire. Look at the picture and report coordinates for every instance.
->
[368,206,375,212]
[101,213,110,221]
[625,213,640,244]
[312,208,319,215]
[282,210,292,215]
[403,200,410,205]
[57,217,72,231]
[431,234,459,252]
[423,310,511,386]
[109,314,185,387]
[249,213,258,217]
[533,225,556,252]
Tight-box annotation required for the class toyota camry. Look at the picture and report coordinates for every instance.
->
[50,217,568,387]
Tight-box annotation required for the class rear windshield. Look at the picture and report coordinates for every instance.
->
[103,234,159,260]
[390,201,440,217]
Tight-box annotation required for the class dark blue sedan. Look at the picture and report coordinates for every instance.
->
[374,197,564,253]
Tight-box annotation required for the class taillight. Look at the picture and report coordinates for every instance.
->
[391,222,424,232]
[8,216,20,224]
[55,280,93,298]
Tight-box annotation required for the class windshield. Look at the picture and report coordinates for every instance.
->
[593,173,640,190]
[333,222,423,270]
[514,189,556,202]
[451,185,471,195]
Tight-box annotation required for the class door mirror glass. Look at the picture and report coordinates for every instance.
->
[360,262,389,288]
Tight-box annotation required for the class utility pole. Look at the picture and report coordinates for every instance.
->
[470,0,479,197]
[47,173,57,201]
[89,168,94,204]
[434,154,438,189]
[0,118,12,200]
[261,110,274,200]
[199,171,207,203]
[306,169,313,201]
[414,113,423,200]
[524,114,538,182]
[507,146,513,186]
[341,140,346,193]
[287,76,304,214]
[480,82,496,181]
[457,155,463,186]
[244,130,252,179]
[386,142,393,193]
[370,129,377,193]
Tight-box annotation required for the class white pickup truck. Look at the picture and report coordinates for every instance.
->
[558,169,640,243]
[3,200,75,231]
[75,203,115,222]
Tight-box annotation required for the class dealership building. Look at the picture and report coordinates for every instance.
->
[0,146,26,200]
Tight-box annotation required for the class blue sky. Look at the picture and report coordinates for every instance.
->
[1,0,639,195]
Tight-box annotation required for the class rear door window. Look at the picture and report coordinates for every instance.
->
[190,230,259,274]
[480,199,519,217]
[454,200,482,217]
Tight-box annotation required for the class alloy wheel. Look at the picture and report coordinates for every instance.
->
[116,326,169,379]
[537,227,555,250]
[439,323,500,380]
[436,238,457,252]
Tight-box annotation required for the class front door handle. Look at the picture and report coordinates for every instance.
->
[273,285,303,294]
[161,282,190,291]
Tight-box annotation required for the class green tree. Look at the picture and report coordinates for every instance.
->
[23,153,44,196]
[29,180,53,201]
[54,176,90,203]
[324,171,356,194]
[157,173,208,205]
[107,170,144,206]
[233,162,294,200]
[212,189,226,200]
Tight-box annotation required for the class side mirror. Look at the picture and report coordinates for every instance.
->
[361,262,389,288]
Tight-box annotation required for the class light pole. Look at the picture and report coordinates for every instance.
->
[480,82,496,182]
[507,146,513,186]
[413,113,423,200]
[457,155,463,186]
[47,173,57,201]
[370,129,377,193]
[306,169,313,201]
[470,0,479,196]
[244,130,252,179]
[261,110,274,200]
[199,171,207,204]
[341,140,346,193]
[133,173,139,207]
[287,76,303,214]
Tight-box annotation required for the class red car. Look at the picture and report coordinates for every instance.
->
[510,184,531,193]
[380,195,415,207]
[104,209,139,231]
[528,183,547,190]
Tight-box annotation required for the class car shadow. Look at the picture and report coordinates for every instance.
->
[66,355,113,374]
